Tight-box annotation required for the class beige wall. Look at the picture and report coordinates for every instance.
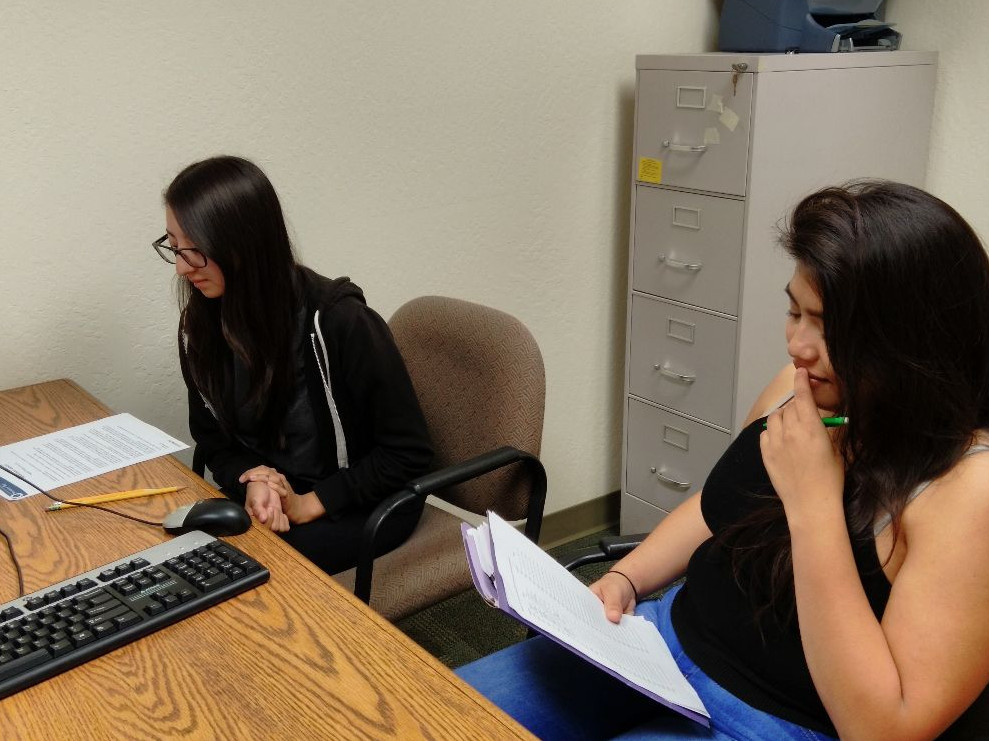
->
[886,0,989,242]
[1,2,719,515]
[2,2,985,518]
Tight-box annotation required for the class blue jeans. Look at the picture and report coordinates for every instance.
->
[456,585,836,741]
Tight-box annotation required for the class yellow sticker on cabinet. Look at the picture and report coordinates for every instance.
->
[637,158,663,184]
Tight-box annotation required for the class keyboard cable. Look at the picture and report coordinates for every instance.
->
[0,463,163,598]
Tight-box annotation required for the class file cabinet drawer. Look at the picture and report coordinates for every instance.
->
[631,186,744,315]
[625,398,729,512]
[627,295,737,428]
[635,69,752,197]
[621,492,667,534]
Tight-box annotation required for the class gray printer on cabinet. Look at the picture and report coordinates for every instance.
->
[719,0,901,53]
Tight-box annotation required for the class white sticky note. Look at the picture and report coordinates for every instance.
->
[703,127,720,145]
[719,107,740,132]
[706,93,724,114]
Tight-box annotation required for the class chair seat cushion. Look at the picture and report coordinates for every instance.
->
[333,503,474,621]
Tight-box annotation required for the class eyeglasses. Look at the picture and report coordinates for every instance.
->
[152,234,208,269]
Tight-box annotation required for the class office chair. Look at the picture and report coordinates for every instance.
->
[332,295,547,622]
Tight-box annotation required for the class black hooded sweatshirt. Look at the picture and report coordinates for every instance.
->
[181,266,433,520]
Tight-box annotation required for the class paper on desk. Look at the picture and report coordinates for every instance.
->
[461,512,709,725]
[0,413,188,500]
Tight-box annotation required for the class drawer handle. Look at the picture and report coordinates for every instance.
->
[662,140,707,154]
[650,466,691,491]
[654,363,696,385]
[658,253,703,272]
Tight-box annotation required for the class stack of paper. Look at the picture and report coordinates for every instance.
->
[0,414,188,500]
[461,512,709,726]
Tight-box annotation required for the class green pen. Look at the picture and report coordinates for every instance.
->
[763,416,848,429]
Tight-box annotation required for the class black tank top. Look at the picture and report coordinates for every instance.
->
[670,418,892,736]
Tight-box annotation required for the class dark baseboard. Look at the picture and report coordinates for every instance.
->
[538,490,620,549]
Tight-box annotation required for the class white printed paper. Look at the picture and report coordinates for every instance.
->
[0,413,189,500]
[476,512,709,720]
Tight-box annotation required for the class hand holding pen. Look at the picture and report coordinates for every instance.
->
[759,369,846,517]
[763,416,847,429]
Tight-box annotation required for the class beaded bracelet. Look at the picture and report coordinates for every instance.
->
[606,569,641,602]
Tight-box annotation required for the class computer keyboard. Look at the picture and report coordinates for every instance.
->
[0,531,269,699]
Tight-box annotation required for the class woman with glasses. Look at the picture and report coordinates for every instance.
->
[457,181,989,740]
[154,155,432,575]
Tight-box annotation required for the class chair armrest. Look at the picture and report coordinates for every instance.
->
[598,534,648,559]
[556,533,648,572]
[352,487,420,603]
[406,445,546,541]
[352,445,547,604]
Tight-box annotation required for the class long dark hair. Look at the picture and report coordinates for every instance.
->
[725,180,989,623]
[167,155,300,445]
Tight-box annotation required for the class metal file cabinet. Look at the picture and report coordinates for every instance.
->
[621,52,937,533]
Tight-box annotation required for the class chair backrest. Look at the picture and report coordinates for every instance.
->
[388,296,545,519]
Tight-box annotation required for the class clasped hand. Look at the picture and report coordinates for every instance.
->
[760,368,845,522]
[242,470,290,532]
[239,466,324,531]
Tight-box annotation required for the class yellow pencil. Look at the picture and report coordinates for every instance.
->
[45,486,185,511]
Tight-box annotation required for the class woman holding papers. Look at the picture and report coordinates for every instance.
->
[156,155,432,574]
[458,181,989,741]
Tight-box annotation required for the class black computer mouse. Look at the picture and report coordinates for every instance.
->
[162,498,251,537]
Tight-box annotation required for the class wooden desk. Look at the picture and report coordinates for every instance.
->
[0,380,531,740]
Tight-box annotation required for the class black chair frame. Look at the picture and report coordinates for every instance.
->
[353,445,547,605]
[558,533,644,572]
